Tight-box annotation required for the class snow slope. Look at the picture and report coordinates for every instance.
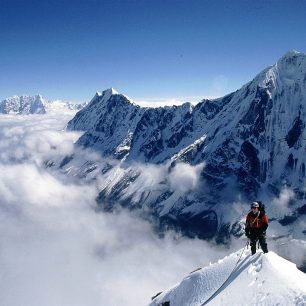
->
[150,250,306,306]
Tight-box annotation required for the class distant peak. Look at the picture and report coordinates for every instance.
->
[272,50,306,76]
[35,94,44,100]
[88,88,119,105]
[282,50,301,58]
[277,50,305,64]
[102,88,118,96]
[3,94,44,101]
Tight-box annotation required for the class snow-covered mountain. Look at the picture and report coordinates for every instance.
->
[0,95,87,114]
[65,51,306,247]
[0,95,46,114]
[150,249,306,306]
[67,87,218,163]
[44,99,88,112]
[68,51,306,188]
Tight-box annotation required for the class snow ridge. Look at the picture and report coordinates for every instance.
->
[150,250,306,306]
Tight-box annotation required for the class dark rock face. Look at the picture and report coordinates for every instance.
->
[279,215,298,226]
[60,155,74,168]
[140,129,164,160]
[278,203,306,226]
[287,153,295,170]
[300,163,306,179]
[160,210,218,240]
[239,87,272,139]
[236,141,260,194]
[238,141,260,178]
[286,116,304,148]
[167,117,193,148]
[297,204,306,215]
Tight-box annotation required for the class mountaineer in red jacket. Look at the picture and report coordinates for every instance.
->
[245,201,268,255]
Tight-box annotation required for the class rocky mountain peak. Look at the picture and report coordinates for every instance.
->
[278,49,303,62]
[275,50,306,78]
[105,87,118,95]
[88,87,134,108]
[100,87,119,101]
[0,94,47,114]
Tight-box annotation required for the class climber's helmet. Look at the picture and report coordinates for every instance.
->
[251,202,259,210]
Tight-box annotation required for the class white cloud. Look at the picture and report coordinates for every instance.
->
[169,162,205,193]
[0,113,81,165]
[270,186,295,218]
[0,162,227,306]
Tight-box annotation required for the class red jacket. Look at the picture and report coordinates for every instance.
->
[246,211,268,231]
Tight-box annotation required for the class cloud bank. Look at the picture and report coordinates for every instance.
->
[0,112,230,306]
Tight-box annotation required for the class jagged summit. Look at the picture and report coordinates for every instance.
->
[102,87,120,101]
[275,50,306,78]
[249,50,306,91]
[88,87,132,107]
[66,87,139,135]
[4,94,44,100]
[279,49,303,61]
[94,88,118,96]
[99,87,119,100]
[0,95,87,114]
[107,87,119,95]
[150,249,306,306]
[0,94,46,114]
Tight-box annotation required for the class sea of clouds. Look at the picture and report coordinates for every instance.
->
[0,111,233,306]
[1,109,305,306]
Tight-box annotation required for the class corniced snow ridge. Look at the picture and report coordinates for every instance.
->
[150,249,306,306]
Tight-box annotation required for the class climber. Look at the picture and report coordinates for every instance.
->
[245,201,269,255]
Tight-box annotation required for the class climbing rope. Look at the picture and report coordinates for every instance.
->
[199,241,249,306]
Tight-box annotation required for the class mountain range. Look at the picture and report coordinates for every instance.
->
[0,95,87,114]
[0,95,46,114]
[64,51,306,249]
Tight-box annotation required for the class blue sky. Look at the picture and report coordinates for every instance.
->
[0,0,306,103]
